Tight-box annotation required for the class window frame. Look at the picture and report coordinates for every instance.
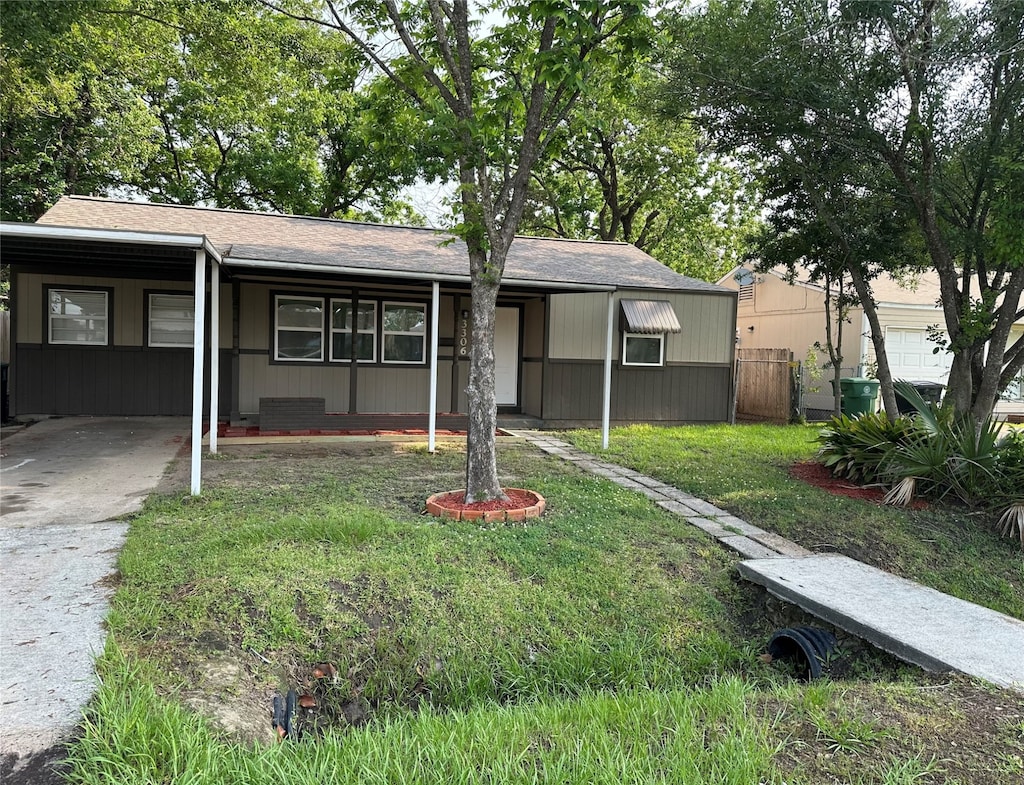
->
[329,298,377,363]
[46,286,111,346]
[274,294,326,362]
[621,332,665,367]
[381,301,428,365]
[147,291,196,348]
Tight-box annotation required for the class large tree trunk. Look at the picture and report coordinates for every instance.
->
[822,271,844,417]
[464,272,504,503]
[972,266,1024,420]
[847,265,900,417]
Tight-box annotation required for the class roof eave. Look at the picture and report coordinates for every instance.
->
[0,222,223,263]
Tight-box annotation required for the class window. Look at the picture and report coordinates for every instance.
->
[622,333,664,366]
[275,295,324,361]
[382,302,426,363]
[148,293,195,347]
[330,299,376,362]
[48,288,108,345]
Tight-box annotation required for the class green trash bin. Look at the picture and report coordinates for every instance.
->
[839,377,880,416]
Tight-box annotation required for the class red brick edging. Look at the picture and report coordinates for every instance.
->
[425,489,546,523]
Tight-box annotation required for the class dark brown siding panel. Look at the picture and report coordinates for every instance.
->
[13,345,233,417]
[543,361,731,424]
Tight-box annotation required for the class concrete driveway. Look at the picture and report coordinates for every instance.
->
[1,417,188,771]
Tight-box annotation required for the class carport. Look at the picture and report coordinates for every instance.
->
[1,223,222,493]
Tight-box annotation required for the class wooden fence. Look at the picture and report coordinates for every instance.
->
[735,348,796,423]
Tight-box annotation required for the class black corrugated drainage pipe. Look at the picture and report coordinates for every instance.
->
[767,626,838,680]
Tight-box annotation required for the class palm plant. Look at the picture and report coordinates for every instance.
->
[816,411,913,484]
[881,381,1023,545]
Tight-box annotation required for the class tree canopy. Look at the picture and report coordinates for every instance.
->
[1,0,429,222]
[519,62,760,282]
[663,0,1024,418]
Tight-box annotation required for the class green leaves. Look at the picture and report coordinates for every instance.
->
[816,412,914,484]
[817,382,1024,543]
[0,0,430,221]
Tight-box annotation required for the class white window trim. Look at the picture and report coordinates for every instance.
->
[48,288,109,346]
[622,332,665,367]
[274,294,325,362]
[329,298,377,363]
[381,301,427,365]
[148,293,195,348]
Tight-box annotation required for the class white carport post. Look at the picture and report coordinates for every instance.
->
[209,259,220,454]
[601,291,615,450]
[190,249,207,495]
[428,280,440,453]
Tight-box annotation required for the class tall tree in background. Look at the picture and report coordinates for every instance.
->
[520,64,760,282]
[263,0,649,501]
[1,0,430,222]
[664,0,1023,419]
[1,0,160,220]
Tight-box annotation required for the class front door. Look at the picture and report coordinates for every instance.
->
[494,307,520,406]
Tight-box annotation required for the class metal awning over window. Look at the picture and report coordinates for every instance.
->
[620,299,681,334]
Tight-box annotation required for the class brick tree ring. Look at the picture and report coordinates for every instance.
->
[425,488,546,523]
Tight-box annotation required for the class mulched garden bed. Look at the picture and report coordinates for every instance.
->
[789,461,928,509]
[425,488,546,522]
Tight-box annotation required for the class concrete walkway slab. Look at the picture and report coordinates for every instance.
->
[738,554,1024,692]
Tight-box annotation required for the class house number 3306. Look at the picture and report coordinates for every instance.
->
[459,311,469,356]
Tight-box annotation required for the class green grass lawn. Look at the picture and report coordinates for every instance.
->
[65,437,1023,784]
[565,424,1024,620]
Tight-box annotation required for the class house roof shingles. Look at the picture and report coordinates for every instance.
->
[36,196,729,294]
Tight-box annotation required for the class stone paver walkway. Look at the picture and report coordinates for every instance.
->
[506,430,812,560]
[508,430,1024,693]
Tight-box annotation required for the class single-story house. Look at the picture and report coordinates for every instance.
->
[2,196,737,488]
[717,265,1024,418]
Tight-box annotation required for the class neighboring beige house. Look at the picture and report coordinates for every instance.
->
[717,265,1024,418]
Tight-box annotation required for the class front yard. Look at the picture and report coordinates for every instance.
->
[566,424,1024,620]
[67,429,1023,784]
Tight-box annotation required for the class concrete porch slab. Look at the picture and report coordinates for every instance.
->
[738,554,1024,692]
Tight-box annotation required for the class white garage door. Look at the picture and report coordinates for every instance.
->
[885,327,952,383]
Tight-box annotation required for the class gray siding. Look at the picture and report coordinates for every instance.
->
[14,344,230,416]
[543,361,731,423]
[357,366,432,413]
[548,290,736,365]
[238,355,350,414]
[523,298,545,357]
[549,292,608,360]
[522,360,543,416]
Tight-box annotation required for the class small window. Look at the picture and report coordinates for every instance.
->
[149,293,195,347]
[48,288,108,345]
[330,299,376,362]
[275,295,324,361]
[382,302,426,363]
[622,333,664,366]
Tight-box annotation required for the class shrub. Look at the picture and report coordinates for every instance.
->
[880,381,1023,545]
[815,411,913,484]
[815,381,1023,545]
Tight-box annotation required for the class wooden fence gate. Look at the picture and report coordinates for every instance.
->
[735,348,796,423]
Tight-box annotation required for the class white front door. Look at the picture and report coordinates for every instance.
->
[494,307,520,406]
